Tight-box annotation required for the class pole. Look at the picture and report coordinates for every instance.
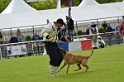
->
[68,0,72,17]
[0,47,2,60]
[33,26,34,35]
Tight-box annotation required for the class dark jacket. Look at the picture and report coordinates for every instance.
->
[105,26,113,32]
[86,29,93,35]
[67,18,74,30]
[0,32,2,38]
[10,37,18,43]
[32,35,40,40]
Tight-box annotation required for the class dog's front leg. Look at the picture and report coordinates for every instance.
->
[66,64,70,74]
[57,62,67,72]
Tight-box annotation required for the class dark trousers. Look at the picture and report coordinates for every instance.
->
[68,30,74,41]
[45,42,63,66]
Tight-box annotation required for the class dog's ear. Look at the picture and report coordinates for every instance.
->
[63,49,66,54]
[60,48,66,54]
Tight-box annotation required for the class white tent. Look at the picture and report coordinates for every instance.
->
[1,0,37,14]
[0,0,46,29]
[38,2,124,22]
[79,0,99,7]
[0,0,124,29]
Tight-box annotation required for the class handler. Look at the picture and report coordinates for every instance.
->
[41,18,65,76]
[119,16,124,43]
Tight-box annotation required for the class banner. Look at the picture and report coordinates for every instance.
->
[7,45,27,56]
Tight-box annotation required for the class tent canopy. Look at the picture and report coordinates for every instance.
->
[0,0,46,29]
[1,0,37,14]
[38,2,124,22]
[0,0,124,29]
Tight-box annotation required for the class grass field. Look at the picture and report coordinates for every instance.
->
[0,44,124,82]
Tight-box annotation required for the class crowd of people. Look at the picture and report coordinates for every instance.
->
[85,16,124,47]
[0,29,43,44]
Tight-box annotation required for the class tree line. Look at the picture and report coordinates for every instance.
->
[0,0,123,13]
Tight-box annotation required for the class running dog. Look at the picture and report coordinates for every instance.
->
[58,48,94,74]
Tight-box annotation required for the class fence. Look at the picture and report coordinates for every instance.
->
[0,32,123,60]
[0,40,45,60]
[101,33,123,46]
[74,32,123,47]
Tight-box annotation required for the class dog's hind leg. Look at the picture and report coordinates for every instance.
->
[81,60,89,72]
[74,63,82,71]
[57,62,67,72]
[83,64,89,72]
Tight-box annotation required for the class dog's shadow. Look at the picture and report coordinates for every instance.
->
[58,70,95,77]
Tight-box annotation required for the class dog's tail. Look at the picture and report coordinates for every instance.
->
[87,48,94,59]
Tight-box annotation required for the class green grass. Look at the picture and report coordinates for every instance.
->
[0,44,124,82]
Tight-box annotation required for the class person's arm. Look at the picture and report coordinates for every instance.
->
[41,25,55,39]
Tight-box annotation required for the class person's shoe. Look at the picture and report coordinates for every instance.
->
[52,72,58,77]
[50,65,58,76]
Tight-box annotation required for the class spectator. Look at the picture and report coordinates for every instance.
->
[4,38,9,44]
[16,28,21,37]
[0,31,3,43]
[32,32,40,41]
[115,25,119,33]
[9,34,18,58]
[102,21,107,31]
[91,22,97,34]
[18,33,25,42]
[86,24,93,35]
[119,16,124,43]
[115,24,120,44]
[3,38,9,58]
[105,23,113,46]
[32,32,41,55]
[66,16,74,41]
[105,23,113,32]
[86,24,98,49]
[9,34,18,43]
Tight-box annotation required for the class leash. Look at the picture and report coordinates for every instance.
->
[50,25,68,38]
[57,25,68,34]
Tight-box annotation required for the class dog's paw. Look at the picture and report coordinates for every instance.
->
[74,68,81,71]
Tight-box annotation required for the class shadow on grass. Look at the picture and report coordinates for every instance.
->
[58,70,95,77]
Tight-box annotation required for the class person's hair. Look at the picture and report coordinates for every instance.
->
[122,16,124,19]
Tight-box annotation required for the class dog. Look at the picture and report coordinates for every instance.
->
[58,48,94,74]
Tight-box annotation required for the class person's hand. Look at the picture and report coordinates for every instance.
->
[66,39,70,42]
[48,33,56,39]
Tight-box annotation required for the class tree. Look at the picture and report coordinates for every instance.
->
[0,0,10,13]
[29,0,57,10]
[96,0,122,4]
